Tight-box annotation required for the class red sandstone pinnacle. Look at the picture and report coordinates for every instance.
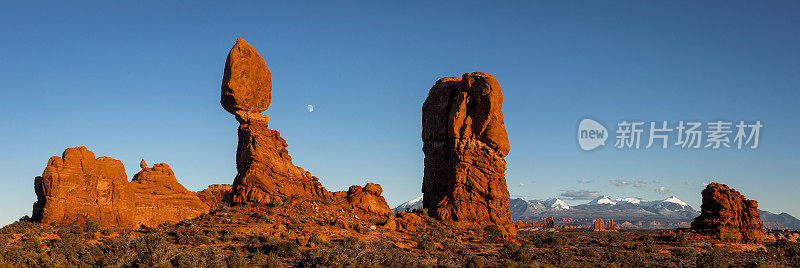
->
[593,218,607,231]
[691,182,765,244]
[221,38,272,115]
[32,147,209,228]
[421,72,515,236]
[543,217,556,229]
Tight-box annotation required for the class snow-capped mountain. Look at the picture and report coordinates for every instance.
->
[392,195,423,212]
[511,195,699,229]
[587,196,618,205]
[544,198,571,210]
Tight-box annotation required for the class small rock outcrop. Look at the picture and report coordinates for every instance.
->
[32,147,209,228]
[691,182,765,244]
[593,218,607,231]
[421,72,515,236]
[221,38,389,215]
[198,184,232,209]
[543,217,556,229]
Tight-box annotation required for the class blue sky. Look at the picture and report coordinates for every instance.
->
[1,1,798,225]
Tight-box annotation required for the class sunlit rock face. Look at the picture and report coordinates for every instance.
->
[32,146,209,228]
[421,72,515,236]
[691,182,765,244]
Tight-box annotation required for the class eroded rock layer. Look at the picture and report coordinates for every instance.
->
[421,72,515,236]
[691,182,765,244]
[32,147,209,228]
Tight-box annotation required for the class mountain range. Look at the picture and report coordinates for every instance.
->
[393,195,800,230]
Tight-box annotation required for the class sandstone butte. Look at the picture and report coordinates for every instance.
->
[32,147,209,228]
[691,182,765,244]
[421,72,516,236]
[221,38,390,215]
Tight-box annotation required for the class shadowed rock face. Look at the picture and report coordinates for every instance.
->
[421,72,515,236]
[222,38,390,215]
[691,182,765,244]
[32,147,209,228]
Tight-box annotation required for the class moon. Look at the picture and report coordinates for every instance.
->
[306,105,314,112]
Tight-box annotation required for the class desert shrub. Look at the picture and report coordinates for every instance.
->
[132,232,173,267]
[696,246,730,268]
[414,228,446,251]
[299,239,418,268]
[500,242,534,264]
[579,247,600,259]
[528,232,570,248]
[309,233,330,247]
[82,220,100,234]
[606,233,620,244]
[262,240,300,258]
[548,246,574,266]
[47,232,103,267]
[171,225,211,246]
[623,248,651,267]
[202,247,226,267]
[172,248,204,268]
[464,255,485,268]
[601,247,624,264]
[226,252,249,268]
[770,239,800,258]
[483,225,504,243]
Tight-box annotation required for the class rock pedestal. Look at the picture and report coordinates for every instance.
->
[691,182,765,244]
[421,72,515,236]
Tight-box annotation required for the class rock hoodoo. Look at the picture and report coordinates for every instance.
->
[221,38,389,215]
[32,147,209,228]
[691,182,765,244]
[421,72,515,236]
[593,218,607,231]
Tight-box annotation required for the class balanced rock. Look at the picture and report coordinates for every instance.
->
[221,38,389,216]
[221,38,272,115]
[691,182,765,244]
[421,72,515,236]
[32,147,209,228]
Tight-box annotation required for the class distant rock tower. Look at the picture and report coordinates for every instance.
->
[691,182,765,244]
[421,72,515,236]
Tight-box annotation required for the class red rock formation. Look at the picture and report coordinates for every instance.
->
[593,218,607,231]
[691,182,765,244]
[516,220,540,229]
[608,219,618,230]
[130,162,210,226]
[198,184,232,209]
[336,183,391,215]
[221,38,272,115]
[32,147,209,228]
[543,217,556,229]
[229,111,330,204]
[221,38,389,216]
[421,72,515,236]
